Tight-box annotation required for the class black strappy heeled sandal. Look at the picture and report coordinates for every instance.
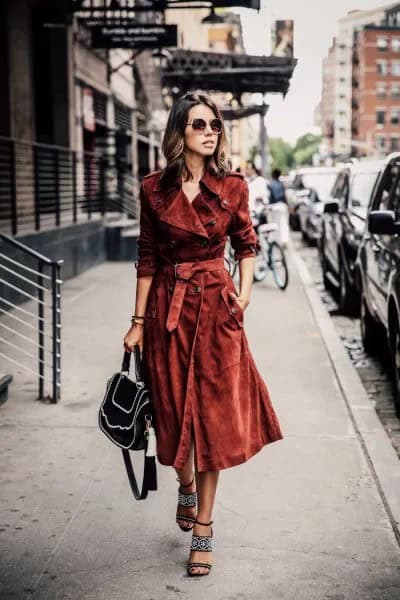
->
[187,518,213,577]
[176,475,197,532]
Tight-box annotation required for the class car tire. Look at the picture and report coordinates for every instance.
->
[390,316,400,418]
[338,258,359,316]
[360,288,382,355]
[319,238,331,290]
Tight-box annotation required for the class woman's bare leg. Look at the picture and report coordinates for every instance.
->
[188,451,219,575]
[175,442,196,530]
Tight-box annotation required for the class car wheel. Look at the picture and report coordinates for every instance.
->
[339,260,359,316]
[360,289,382,355]
[289,210,300,231]
[319,238,331,290]
[390,318,400,418]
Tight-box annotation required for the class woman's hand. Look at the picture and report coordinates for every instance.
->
[229,292,250,312]
[123,323,144,353]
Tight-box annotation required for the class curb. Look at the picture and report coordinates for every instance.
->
[293,249,400,546]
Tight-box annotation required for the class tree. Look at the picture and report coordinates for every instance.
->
[293,133,322,166]
[268,138,295,173]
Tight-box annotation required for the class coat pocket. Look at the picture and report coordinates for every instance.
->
[215,286,244,371]
[220,286,244,328]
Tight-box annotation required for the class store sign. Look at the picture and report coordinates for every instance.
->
[91,23,178,48]
[271,20,294,58]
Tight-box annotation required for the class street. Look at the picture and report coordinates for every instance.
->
[1,245,400,599]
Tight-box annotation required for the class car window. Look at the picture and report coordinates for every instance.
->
[350,172,379,218]
[391,176,400,221]
[372,161,400,211]
[301,173,337,201]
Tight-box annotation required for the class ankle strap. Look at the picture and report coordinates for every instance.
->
[176,475,194,488]
[195,519,213,526]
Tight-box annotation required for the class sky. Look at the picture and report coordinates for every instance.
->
[235,0,396,145]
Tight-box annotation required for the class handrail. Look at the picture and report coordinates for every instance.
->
[0,234,64,265]
[0,234,63,401]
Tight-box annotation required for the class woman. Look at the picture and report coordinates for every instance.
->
[123,91,283,577]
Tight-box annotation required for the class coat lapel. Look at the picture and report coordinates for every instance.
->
[158,188,209,238]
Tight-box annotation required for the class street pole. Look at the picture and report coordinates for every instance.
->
[259,105,268,177]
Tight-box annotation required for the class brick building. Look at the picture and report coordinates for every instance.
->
[352,24,400,157]
[320,38,336,157]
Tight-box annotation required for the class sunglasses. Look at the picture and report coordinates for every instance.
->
[186,118,223,134]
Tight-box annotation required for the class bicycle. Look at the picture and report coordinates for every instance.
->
[251,204,289,290]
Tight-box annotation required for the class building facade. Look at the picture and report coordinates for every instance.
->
[352,25,400,157]
[320,38,336,158]
[333,4,392,157]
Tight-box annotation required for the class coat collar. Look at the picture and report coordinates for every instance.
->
[151,167,224,198]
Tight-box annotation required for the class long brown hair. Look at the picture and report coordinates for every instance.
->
[159,91,230,190]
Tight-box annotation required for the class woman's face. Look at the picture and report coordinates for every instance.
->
[183,104,220,158]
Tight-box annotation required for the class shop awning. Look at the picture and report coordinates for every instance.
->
[162,49,296,96]
[220,104,268,120]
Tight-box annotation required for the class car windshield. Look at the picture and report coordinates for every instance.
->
[350,172,379,217]
[301,173,336,200]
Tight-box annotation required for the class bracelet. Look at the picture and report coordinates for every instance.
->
[130,315,145,326]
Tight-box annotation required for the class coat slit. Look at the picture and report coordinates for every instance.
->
[174,277,204,470]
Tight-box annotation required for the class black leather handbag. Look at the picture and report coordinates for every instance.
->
[98,345,157,500]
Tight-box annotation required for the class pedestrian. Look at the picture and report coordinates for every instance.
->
[268,168,290,248]
[244,160,269,213]
[123,91,283,578]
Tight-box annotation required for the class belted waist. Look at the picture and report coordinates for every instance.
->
[160,257,225,332]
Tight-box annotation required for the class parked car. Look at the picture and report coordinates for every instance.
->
[357,152,400,416]
[319,159,383,314]
[287,167,338,241]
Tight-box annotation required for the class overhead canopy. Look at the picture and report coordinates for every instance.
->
[220,104,268,120]
[162,49,297,96]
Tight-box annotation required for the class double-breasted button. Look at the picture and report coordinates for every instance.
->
[222,199,229,206]
[208,219,216,226]
[231,307,238,314]
[197,239,208,247]
[193,285,201,293]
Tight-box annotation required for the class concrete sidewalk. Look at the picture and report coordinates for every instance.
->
[1,249,400,599]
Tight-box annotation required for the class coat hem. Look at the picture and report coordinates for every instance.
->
[157,434,284,473]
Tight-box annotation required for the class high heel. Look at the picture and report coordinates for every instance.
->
[176,475,197,532]
[187,518,213,577]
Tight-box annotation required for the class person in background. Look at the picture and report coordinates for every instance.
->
[245,161,268,213]
[268,168,290,248]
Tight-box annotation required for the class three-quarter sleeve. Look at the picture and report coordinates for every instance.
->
[135,182,159,278]
[229,180,260,261]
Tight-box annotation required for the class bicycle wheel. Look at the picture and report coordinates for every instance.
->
[269,241,289,290]
[253,245,268,282]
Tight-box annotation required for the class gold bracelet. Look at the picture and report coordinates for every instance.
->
[130,316,145,326]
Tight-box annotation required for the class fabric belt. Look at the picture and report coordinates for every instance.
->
[160,257,226,332]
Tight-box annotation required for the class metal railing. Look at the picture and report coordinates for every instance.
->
[0,233,63,402]
[0,136,139,236]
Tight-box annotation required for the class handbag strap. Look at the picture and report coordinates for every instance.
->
[121,449,157,500]
[121,346,143,382]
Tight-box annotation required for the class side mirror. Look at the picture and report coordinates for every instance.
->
[323,200,339,214]
[368,210,400,235]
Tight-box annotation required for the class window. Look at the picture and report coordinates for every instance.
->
[392,60,400,76]
[392,38,400,52]
[392,109,400,125]
[377,37,388,50]
[373,161,400,211]
[391,137,400,152]
[376,136,386,151]
[350,172,379,218]
[392,83,400,98]
[377,110,386,125]
[377,82,387,97]
[377,59,388,75]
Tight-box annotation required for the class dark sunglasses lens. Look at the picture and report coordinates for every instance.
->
[192,118,207,130]
[210,119,222,133]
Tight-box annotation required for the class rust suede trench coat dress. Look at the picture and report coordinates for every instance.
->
[135,167,283,473]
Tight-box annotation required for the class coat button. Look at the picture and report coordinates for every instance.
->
[222,199,229,206]
[194,285,201,292]
[231,307,238,314]
[197,239,208,247]
[208,219,216,226]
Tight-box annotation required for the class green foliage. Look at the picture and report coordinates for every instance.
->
[247,133,322,174]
